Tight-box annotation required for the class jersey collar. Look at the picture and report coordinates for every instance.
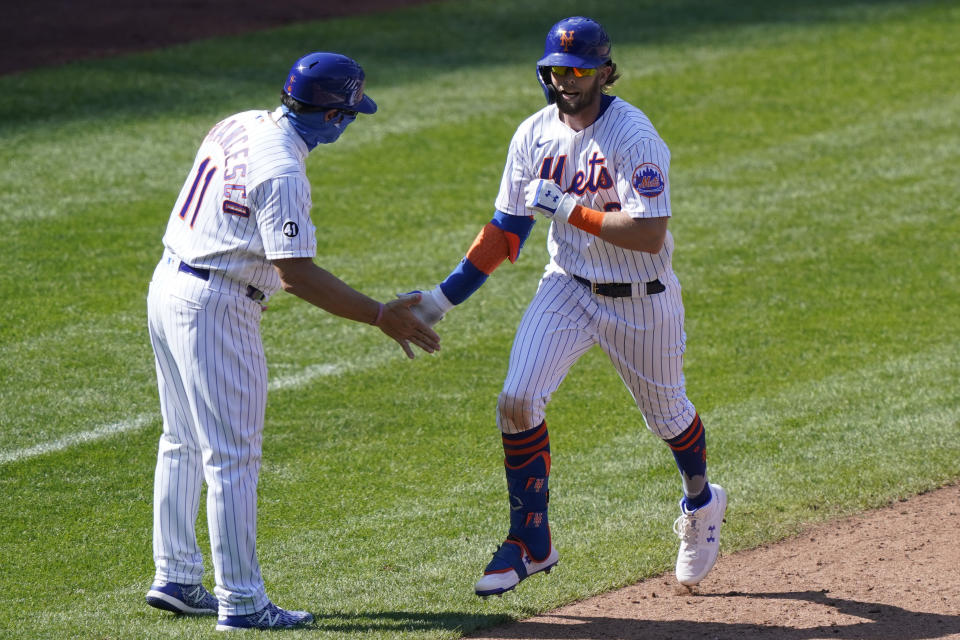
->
[597,93,616,121]
[272,106,309,158]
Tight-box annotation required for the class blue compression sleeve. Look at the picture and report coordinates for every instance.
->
[439,259,488,305]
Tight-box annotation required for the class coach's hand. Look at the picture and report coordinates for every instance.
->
[377,293,441,358]
[525,179,576,223]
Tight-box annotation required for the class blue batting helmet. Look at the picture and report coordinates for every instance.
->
[283,52,377,114]
[536,17,612,103]
[538,16,611,69]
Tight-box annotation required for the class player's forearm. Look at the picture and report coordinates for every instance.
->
[408,212,535,327]
[584,208,668,253]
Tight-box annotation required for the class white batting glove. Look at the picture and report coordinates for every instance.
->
[525,179,576,223]
[408,285,453,327]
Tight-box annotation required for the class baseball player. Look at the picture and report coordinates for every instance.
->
[410,17,726,596]
[144,52,440,630]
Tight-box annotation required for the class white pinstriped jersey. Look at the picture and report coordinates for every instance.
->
[495,97,673,284]
[162,107,317,297]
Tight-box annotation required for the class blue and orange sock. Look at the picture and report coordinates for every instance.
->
[502,422,551,561]
[665,414,711,510]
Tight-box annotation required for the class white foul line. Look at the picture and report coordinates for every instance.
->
[0,362,353,466]
[0,414,155,465]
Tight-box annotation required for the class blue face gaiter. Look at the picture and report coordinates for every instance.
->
[281,105,356,150]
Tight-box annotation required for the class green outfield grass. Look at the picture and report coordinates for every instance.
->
[1,0,958,637]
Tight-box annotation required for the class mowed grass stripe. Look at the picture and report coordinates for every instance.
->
[3,1,956,444]
[3,85,953,448]
[4,0,949,224]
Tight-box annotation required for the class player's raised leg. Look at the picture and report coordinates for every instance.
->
[597,288,726,586]
[665,414,726,585]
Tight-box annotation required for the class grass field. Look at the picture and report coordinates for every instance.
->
[1,0,958,638]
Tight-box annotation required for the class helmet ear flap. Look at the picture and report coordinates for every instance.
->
[537,66,557,104]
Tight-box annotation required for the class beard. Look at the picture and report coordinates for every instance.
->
[554,77,602,115]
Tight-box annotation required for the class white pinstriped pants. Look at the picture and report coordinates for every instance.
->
[497,271,697,438]
[147,256,269,615]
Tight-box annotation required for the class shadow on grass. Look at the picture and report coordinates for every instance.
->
[461,590,960,639]
[308,609,512,635]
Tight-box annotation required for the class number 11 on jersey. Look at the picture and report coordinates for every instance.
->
[178,157,217,228]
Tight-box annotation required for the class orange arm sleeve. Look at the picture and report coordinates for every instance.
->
[465,222,513,275]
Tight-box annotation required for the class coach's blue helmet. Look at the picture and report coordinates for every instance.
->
[536,16,612,103]
[283,52,377,114]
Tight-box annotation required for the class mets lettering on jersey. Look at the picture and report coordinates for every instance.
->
[539,152,615,195]
[495,95,672,284]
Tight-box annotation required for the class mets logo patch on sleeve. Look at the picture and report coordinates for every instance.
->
[632,163,666,198]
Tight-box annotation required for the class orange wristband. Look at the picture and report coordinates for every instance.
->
[566,205,605,236]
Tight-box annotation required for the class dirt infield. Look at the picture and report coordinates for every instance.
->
[0,0,440,75]
[7,3,959,638]
[468,483,960,640]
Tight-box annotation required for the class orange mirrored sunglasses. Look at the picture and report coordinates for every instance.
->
[550,66,597,77]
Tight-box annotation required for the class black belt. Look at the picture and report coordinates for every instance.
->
[178,262,266,302]
[573,274,665,297]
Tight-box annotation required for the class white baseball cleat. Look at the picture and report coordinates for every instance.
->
[674,483,727,586]
[475,538,559,597]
